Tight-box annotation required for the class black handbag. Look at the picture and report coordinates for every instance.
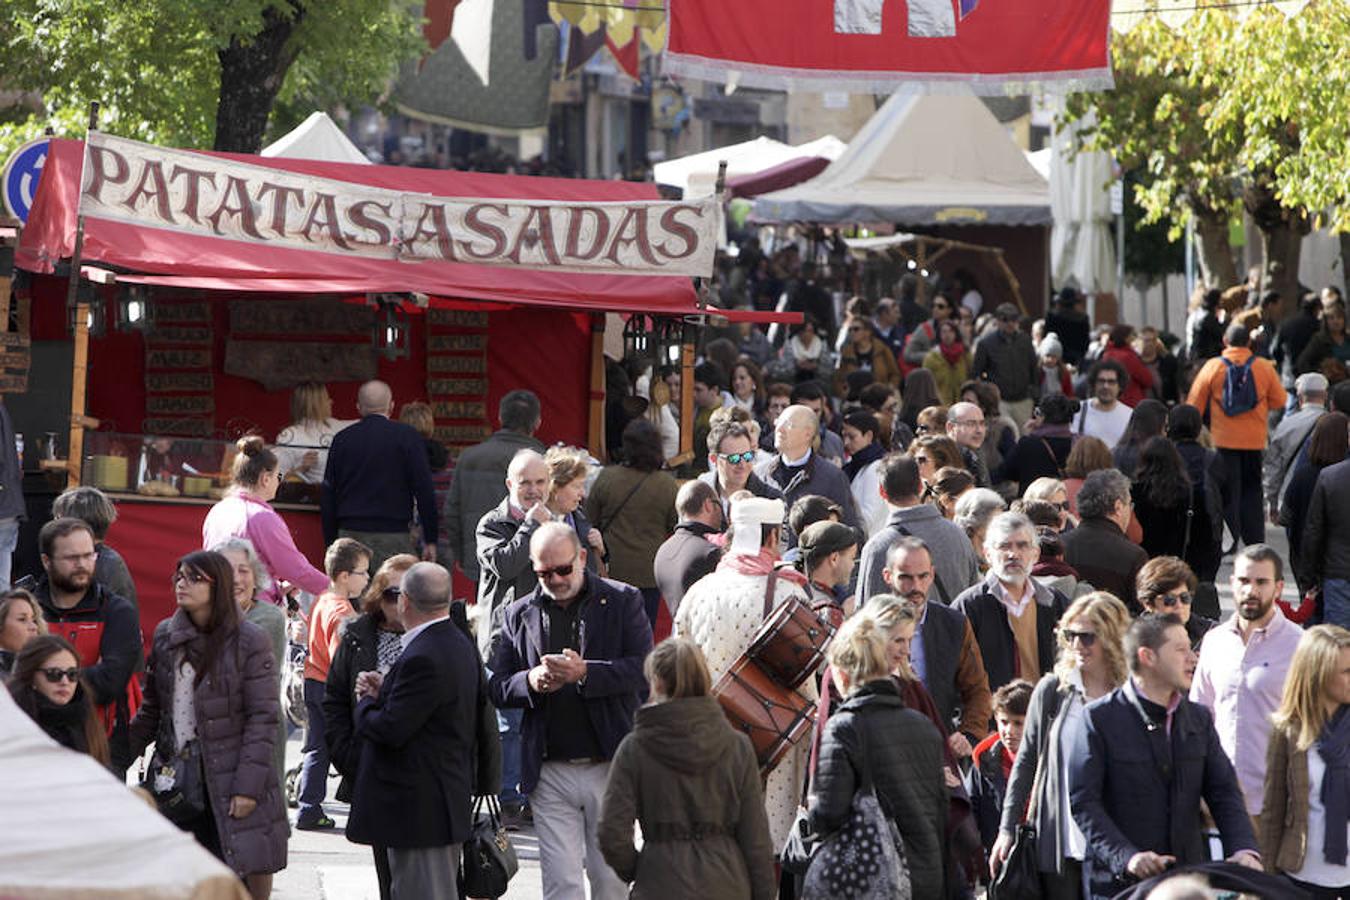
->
[459,794,519,898]
[144,738,207,827]
[990,822,1040,900]
[780,807,817,875]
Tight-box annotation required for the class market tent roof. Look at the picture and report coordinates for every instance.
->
[654,135,846,198]
[752,90,1051,227]
[0,690,247,900]
[17,139,702,315]
[261,111,371,165]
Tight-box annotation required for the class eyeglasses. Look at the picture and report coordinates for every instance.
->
[171,570,213,586]
[717,451,755,465]
[1061,629,1098,647]
[53,551,97,564]
[1055,501,1071,512]
[39,667,81,684]
[534,562,576,580]
[916,425,931,434]
[381,587,401,603]
[1158,592,1193,608]
[913,454,930,465]
[1095,377,1119,386]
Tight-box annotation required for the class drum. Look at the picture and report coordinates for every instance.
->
[714,658,815,774]
[745,595,835,689]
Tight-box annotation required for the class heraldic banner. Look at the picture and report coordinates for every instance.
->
[664,0,1112,94]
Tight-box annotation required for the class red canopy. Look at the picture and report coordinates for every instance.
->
[17,139,702,315]
[726,155,831,199]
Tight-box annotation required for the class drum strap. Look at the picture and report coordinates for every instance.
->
[762,570,779,619]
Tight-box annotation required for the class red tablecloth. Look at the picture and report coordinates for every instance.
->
[105,498,324,648]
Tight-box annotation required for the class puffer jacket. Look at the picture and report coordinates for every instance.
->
[130,611,287,878]
[598,695,775,900]
[809,678,948,900]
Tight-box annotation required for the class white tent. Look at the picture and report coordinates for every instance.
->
[654,135,847,199]
[262,111,371,166]
[753,89,1051,227]
[0,690,248,900]
[1048,108,1117,294]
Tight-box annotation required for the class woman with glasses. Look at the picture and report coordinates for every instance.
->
[130,551,287,899]
[8,633,111,768]
[323,553,416,900]
[1136,556,1216,650]
[202,436,329,608]
[989,591,1130,899]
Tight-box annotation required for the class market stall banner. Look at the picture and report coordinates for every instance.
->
[79,133,721,278]
[664,0,1112,94]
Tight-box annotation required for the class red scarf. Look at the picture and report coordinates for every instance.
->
[939,340,966,367]
[716,547,809,585]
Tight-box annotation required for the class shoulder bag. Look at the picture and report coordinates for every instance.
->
[459,794,519,898]
[143,730,207,827]
[801,713,912,900]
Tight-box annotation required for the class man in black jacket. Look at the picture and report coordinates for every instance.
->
[1069,613,1260,899]
[322,380,438,569]
[35,517,141,774]
[1061,468,1148,614]
[953,512,1069,692]
[1044,287,1091,367]
[754,404,858,541]
[1303,434,1350,626]
[652,479,722,620]
[347,563,483,899]
[488,522,651,900]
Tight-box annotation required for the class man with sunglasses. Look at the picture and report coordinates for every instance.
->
[900,290,954,371]
[1189,545,1303,819]
[33,517,141,775]
[698,420,781,519]
[489,522,651,900]
[1136,556,1216,650]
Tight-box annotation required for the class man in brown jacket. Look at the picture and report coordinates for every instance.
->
[883,536,993,758]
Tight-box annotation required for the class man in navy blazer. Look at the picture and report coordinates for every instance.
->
[488,521,652,900]
[346,562,480,899]
[322,380,438,568]
[1069,613,1261,899]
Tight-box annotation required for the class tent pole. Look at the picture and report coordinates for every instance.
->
[674,321,695,467]
[588,314,607,462]
[67,303,89,489]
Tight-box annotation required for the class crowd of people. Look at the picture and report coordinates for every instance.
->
[7,269,1350,900]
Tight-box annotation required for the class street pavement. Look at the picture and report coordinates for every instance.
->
[272,525,1297,898]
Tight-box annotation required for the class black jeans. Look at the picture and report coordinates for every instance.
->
[1286,875,1350,899]
[1219,448,1266,547]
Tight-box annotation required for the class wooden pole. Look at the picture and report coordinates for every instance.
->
[675,324,695,464]
[587,313,607,461]
[67,303,89,488]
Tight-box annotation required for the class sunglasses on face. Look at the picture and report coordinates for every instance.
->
[1061,629,1097,647]
[534,563,576,580]
[717,451,755,465]
[1158,592,1192,608]
[171,570,212,587]
[913,454,929,465]
[381,587,401,603]
[40,667,80,684]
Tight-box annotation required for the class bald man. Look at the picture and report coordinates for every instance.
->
[753,404,859,543]
[945,401,991,487]
[322,379,438,570]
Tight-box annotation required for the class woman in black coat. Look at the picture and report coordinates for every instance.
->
[1166,404,1229,590]
[1282,412,1350,598]
[993,393,1079,495]
[810,614,947,900]
[1130,436,1194,560]
[8,633,111,768]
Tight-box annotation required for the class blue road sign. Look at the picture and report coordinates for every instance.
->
[2,139,50,223]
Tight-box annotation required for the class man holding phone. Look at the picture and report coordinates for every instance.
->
[488,522,652,899]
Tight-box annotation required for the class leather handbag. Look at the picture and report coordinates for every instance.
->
[459,794,519,899]
[145,738,207,827]
[991,693,1053,900]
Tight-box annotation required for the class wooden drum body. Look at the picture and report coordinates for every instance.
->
[714,658,815,774]
[745,596,834,689]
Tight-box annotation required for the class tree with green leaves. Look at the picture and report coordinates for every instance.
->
[0,0,425,156]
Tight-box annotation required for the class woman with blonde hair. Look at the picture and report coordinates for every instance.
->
[0,588,45,675]
[1024,476,1076,530]
[598,637,774,899]
[397,401,448,472]
[810,613,948,900]
[544,445,605,575]
[274,382,353,487]
[1261,625,1350,897]
[645,376,680,461]
[991,591,1131,898]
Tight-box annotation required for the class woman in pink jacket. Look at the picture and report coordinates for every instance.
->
[202,437,328,606]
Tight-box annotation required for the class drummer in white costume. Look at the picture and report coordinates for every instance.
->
[673,495,819,852]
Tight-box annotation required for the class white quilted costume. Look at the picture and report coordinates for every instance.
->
[672,497,817,852]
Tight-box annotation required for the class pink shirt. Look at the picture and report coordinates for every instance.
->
[202,491,329,605]
[1189,608,1303,816]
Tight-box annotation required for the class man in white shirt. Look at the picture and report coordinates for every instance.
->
[1074,358,1134,449]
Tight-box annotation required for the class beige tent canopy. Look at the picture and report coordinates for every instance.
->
[753,90,1051,227]
[261,111,371,166]
[0,690,247,900]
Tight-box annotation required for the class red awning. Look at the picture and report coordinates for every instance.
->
[727,155,831,199]
[18,140,702,315]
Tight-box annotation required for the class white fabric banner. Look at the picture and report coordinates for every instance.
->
[79,132,721,278]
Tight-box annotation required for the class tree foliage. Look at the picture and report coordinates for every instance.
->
[0,0,424,156]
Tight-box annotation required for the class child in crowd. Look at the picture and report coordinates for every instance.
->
[296,537,371,830]
[966,679,1033,857]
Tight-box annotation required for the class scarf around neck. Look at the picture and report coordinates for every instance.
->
[1319,704,1350,864]
[939,340,966,366]
[843,441,885,480]
[716,547,808,586]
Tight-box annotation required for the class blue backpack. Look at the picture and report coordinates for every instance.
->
[1220,357,1258,416]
